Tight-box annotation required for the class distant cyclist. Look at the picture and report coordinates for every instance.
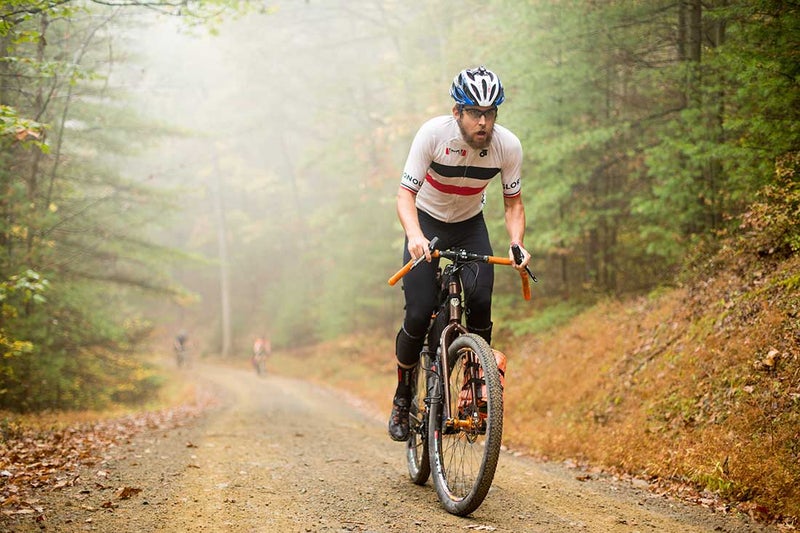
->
[174,330,188,367]
[252,335,271,375]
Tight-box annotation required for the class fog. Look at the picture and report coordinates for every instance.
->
[115,1,488,351]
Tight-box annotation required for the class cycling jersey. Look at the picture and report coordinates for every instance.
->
[400,115,522,223]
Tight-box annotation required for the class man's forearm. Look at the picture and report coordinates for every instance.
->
[397,188,423,240]
[504,196,526,244]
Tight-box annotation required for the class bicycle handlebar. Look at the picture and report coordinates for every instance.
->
[386,237,439,287]
[387,240,535,301]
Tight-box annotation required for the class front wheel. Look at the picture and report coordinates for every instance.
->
[406,355,430,484]
[428,334,503,516]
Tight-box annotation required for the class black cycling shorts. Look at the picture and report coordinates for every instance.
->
[400,210,494,342]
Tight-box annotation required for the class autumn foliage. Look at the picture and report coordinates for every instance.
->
[271,174,800,524]
[0,403,207,523]
[502,173,800,521]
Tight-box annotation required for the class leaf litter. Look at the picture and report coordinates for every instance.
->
[0,402,208,523]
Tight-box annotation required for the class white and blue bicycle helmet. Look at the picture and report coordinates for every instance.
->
[450,66,505,107]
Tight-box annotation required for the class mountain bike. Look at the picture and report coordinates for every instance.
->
[251,351,267,376]
[388,237,535,516]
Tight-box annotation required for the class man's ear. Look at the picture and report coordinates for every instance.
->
[452,105,461,118]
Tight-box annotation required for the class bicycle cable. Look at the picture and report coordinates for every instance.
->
[459,262,482,302]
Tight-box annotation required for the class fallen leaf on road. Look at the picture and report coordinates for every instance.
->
[114,486,141,500]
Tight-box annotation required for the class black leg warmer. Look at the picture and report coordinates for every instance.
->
[395,327,425,367]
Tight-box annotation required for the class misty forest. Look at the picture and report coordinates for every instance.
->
[1,0,797,427]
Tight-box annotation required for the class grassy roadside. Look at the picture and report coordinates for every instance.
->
[270,251,799,527]
[0,358,213,522]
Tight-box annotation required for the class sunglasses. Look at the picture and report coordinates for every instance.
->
[461,107,498,120]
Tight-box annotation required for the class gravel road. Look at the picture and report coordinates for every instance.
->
[6,362,778,532]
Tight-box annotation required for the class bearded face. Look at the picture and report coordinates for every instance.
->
[454,105,497,150]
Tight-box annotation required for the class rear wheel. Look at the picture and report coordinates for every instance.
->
[406,355,430,484]
[428,334,503,516]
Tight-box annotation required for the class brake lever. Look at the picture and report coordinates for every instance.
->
[412,236,439,268]
[511,244,538,283]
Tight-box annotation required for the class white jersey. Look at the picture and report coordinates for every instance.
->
[400,115,522,223]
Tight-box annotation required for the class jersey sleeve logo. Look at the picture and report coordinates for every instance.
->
[503,177,521,196]
[401,172,423,191]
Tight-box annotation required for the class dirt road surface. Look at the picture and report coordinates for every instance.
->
[8,362,778,532]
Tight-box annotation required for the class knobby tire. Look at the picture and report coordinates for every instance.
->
[428,333,503,516]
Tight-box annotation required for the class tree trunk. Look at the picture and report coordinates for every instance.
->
[212,148,232,358]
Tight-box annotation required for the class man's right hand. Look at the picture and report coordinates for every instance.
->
[407,235,431,263]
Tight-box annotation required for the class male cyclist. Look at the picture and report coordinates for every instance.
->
[252,335,271,375]
[388,66,531,441]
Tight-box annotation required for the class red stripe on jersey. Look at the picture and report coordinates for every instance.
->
[425,174,486,196]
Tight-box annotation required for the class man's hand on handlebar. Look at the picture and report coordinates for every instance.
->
[510,242,538,284]
[407,234,432,264]
[509,242,531,270]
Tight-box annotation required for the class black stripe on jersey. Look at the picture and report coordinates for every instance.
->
[430,161,500,180]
